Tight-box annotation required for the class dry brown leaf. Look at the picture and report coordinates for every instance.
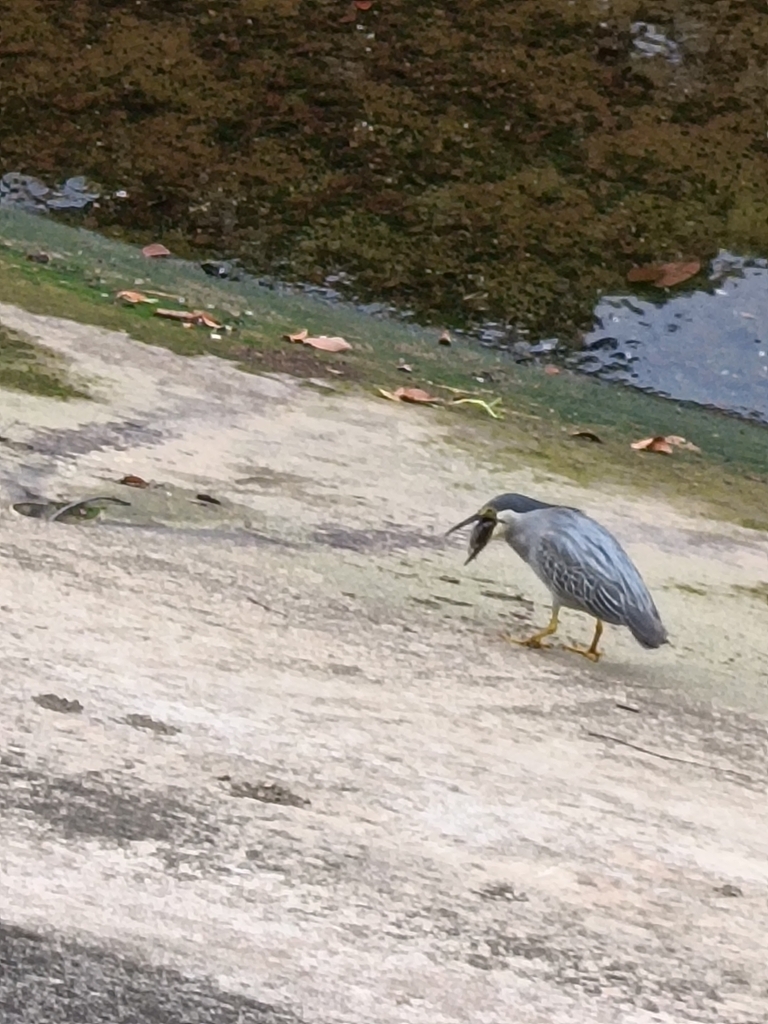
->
[197,312,223,329]
[543,364,560,375]
[154,308,222,327]
[116,290,152,304]
[142,242,171,258]
[155,308,197,322]
[632,433,701,454]
[283,328,309,343]
[303,335,351,353]
[119,474,149,488]
[654,261,701,288]
[394,387,440,404]
[155,308,196,322]
[438,330,452,346]
[631,436,674,455]
[377,386,440,404]
[627,260,701,288]
[626,264,664,284]
[570,430,603,443]
[666,435,702,453]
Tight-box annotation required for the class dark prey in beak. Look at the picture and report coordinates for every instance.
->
[446,508,498,564]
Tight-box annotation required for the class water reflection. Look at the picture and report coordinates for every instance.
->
[0,172,101,213]
[215,253,768,426]
[630,22,682,65]
[571,253,768,423]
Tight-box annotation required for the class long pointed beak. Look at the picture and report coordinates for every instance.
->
[445,512,481,537]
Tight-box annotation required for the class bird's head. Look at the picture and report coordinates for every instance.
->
[446,492,560,565]
[445,504,499,565]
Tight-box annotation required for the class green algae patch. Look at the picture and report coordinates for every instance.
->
[0,324,88,400]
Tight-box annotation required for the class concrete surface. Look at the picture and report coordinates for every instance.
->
[1,305,767,1024]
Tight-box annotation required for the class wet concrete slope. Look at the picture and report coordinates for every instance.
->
[1,304,767,1024]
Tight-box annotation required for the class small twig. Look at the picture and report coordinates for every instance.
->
[246,595,285,616]
[584,731,757,783]
[451,397,504,419]
[586,730,702,766]
[432,383,491,395]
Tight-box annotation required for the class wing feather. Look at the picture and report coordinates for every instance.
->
[534,512,661,634]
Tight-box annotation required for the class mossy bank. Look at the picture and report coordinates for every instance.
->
[1,209,766,531]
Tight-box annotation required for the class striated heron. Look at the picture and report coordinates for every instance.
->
[447,492,668,661]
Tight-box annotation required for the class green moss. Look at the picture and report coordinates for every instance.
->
[1,0,768,335]
[731,582,768,602]
[0,215,765,533]
[0,324,88,399]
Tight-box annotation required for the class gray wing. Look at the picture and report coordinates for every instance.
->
[535,511,666,645]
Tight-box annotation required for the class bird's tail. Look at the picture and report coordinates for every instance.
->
[628,607,669,649]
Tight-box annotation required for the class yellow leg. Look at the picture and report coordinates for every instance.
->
[564,618,604,662]
[502,605,560,650]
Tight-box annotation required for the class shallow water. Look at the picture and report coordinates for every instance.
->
[571,254,768,423]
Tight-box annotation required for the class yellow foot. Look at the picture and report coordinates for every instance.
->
[499,632,551,650]
[563,644,601,663]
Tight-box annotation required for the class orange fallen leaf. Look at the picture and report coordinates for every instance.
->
[632,433,701,454]
[627,260,701,288]
[544,364,560,375]
[303,335,351,352]
[283,328,309,343]
[570,430,603,443]
[626,264,664,284]
[355,0,373,7]
[142,242,171,258]
[631,436,674,455]
[116,290,152,304]
[155,308,197,322]
[377,386,441,404]
[394,387,440,404]
[154,308,222,328]
[654,261,701,288]
[281,327,350,351]
[197,311,223,328]
[666,434,702,453]
[142,289,186,299]
[119,474,149,488]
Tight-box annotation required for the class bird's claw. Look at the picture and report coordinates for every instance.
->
[499,632,551,650]
[563,644,601,662]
